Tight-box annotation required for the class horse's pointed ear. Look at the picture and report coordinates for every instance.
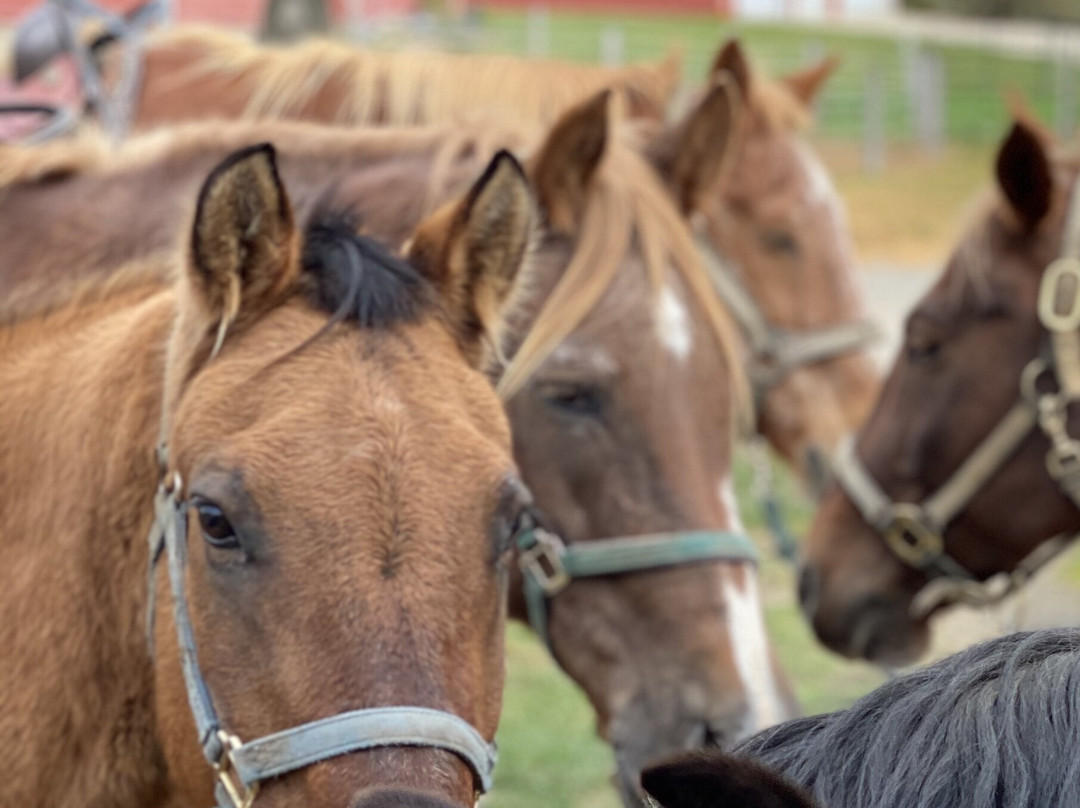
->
[711,39,752,99]
[995,120,1053,231]
[528,89,610,234]
[782,55,840,106]
[408,150,536,366]
[641,750,820,808]
[188,143,298,344]
[648,76,737,213]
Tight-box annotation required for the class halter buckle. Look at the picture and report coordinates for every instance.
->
[518,528,570,595]
[884,504,944,569]
[1038,257,1080,333]
[213,731,259,808]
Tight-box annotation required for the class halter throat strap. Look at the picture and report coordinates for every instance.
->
[145,471,497,808]
[515,525,759,651]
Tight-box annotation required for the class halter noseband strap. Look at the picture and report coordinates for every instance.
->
[145,470,497,808]
[831,180,1080,616]
[515,523,759,651]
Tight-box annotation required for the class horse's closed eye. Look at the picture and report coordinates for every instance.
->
[759,228,799,256]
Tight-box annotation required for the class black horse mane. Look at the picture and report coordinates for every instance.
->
[736,628,1080,808]
[302,205,430,330]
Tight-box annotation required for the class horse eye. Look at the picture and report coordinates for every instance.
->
[541,384,604,418]
[193,499,239,549]
[906,339,941,364]
[759,229,799,256]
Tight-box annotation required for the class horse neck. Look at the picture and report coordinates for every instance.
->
[0,284,173,802]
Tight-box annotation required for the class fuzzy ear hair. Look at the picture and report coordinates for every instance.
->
[995,120,1054,231]
[527,89,610,235]
[648,74,738,213]
[641,750,820,808]
[188,142,298,354]
[407,150,536,367]
[781,55,840,106]
[711,39,752,100]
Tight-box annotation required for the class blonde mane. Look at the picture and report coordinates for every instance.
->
[144,26,680,128]
[498,131,748,425]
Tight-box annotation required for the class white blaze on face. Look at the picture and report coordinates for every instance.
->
[722,565,789,738]
[656,283,693,361]
[795,140,847,229]
[717,477,745,534]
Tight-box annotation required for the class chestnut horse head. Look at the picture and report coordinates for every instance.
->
[801,117,1080,665]
[0,144,537,807]
[693,41,880,478]
[499,91,799,801]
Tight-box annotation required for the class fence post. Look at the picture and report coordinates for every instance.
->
[599,25,625,67]
[906,44,945,159]
[1053,38,1077,140]
[863,64,886,175]
[526,5,550,58]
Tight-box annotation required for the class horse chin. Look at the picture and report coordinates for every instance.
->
[808,590,929,667]
[845,603,930,668]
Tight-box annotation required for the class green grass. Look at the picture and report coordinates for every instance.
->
[457,8,1078,145]
[486,454,885,808]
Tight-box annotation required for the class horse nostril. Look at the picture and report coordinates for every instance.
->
[798,564,821,614]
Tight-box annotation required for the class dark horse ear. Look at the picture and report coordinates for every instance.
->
[527,89,610,235]
[995,121,1054,231]
[710,39,752,100]
[188,143,299,346]
[648,76,737,213]
[641,750,820,808]
[407,150,536,367]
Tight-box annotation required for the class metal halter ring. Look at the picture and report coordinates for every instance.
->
[213,731,259,808]
[518,528,570,595]
[1038,256,1080,333]
[883,504,944,568]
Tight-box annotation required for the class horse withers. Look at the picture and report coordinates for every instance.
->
[801,115,1080,665]
[0,144,537,807]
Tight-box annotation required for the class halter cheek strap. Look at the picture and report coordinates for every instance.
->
[697,237,882,409]
[145,470,497,808]
[515,523,759,652]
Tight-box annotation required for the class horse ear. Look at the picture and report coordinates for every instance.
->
[995,120,1053,230]
[528,89,610,234]
[782,55,840,106]
[648,77,737,213]
[641,750,820,808]
[408,150,536,366]
[711,39,752,99]
[188,143,298,341]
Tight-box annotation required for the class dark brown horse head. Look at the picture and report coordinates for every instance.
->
[695,40,879,477]
[500,91,799,801]
[154,145,535,806]
[801,117,1080,665]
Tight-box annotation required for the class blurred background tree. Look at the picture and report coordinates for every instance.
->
[903,0,1080,23]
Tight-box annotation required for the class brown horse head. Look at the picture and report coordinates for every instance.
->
[693,40,879,476]
[500,91,799,801]
[801,118,1080,665]
[0,145,537,807]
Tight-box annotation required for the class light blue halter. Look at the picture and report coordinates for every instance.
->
[145,468,497,808]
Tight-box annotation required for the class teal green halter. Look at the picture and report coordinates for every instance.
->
[516,523,759,651]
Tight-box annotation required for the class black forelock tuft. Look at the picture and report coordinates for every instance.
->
[301,206,430,329]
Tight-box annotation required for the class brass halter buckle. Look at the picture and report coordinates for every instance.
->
[519,528,571,595]
[213,730,259,808]
[884,504,944,569]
